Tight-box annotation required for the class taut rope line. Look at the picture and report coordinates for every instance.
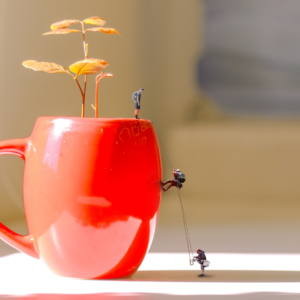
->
[177,188,194,265]
[156,130,194,265]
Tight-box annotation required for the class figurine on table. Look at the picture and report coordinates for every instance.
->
[161,169,186,191]
[193,249,210,276]
[132,88,144,119]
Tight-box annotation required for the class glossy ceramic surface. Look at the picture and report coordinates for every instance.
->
[0,117,162,279]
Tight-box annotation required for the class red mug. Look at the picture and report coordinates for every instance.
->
[0,117,162,279]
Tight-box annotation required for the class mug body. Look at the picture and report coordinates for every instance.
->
[23,117,162,279]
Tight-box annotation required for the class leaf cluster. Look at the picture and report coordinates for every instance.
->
[23,59,109,80]
[22,16,120,118]
[43,17,120,36]
[22,16,120,78]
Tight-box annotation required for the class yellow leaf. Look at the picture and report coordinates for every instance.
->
[85,27,121,35]
[83,17,106,27]
[22,60,72,75]
[69,59,109,77]
[50,19,81,30]
[43,29,82,35]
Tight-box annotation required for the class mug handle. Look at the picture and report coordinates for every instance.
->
[0,138,39,259]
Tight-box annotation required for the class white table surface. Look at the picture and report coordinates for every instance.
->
[0,253,300,299]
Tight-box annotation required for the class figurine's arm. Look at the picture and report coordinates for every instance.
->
[172,170,179,178]
[137,94,140,107]
[193,256,199,263]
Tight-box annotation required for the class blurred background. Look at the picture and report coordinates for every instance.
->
[0,0,300,257]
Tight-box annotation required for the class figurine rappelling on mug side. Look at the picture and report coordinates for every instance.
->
[161,169,186,191]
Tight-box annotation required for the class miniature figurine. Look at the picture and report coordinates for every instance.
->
[161,169,186,191]
[132,88,144,119]
[193,249,210,276]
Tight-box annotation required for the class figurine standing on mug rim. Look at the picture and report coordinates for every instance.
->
[132,88,144,119]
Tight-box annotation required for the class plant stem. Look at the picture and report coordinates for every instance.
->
[81,21,88,118]
[75,78,84,97]
[75,78,85,117]
[81,22,87,58]
[83,75,87,117]
[95,73,104,118]
[95,78,99,118]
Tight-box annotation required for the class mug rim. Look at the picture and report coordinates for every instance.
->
[36,116,152,125]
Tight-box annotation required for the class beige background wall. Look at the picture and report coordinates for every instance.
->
[0,0,299,256]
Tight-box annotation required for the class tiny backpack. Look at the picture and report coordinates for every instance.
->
[178,173,186,183]
[132,92,137,101]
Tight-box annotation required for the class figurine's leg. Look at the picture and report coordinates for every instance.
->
[163,184,173,191]
[135,109,140,119]
[200,263,204,276]
[161,180,178,192]
[164,182,179,191]
[161,179,174,186]
[161,181,167,192]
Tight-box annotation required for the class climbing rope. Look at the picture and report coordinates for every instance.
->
[177,189,194,265]
[156,131,194,265]
[157,135,173,170]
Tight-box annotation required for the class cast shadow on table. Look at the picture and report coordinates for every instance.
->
[127,270,300,282]
[2,292,300,300]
